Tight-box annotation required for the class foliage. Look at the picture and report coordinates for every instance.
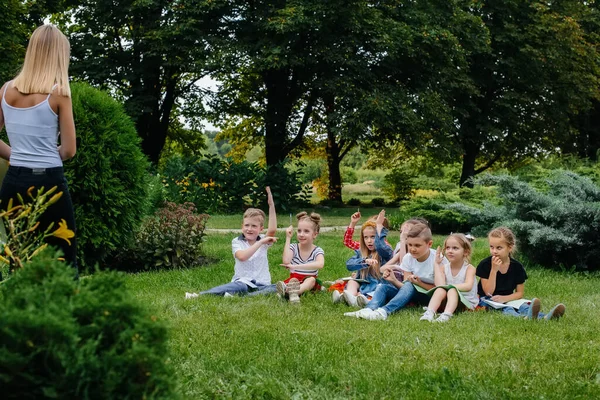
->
[346,198,362,206]
[450,171,600,270]
[0,0,26,84]
[56,0,225,163]
[126,202,209,270]
[340,166,358,184]
[0,186,74,273]
[382,168,415,201]
[369,197,386,207]
[0,249,176,399]
[161,155,309,214]
[66,83,150,269]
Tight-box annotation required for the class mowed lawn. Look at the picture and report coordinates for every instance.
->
[124,220,600,399]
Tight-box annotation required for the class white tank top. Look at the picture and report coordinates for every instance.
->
[445,261,479,308]
[1,82,63,168]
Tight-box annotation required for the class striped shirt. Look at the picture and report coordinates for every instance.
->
[288,243,325,276]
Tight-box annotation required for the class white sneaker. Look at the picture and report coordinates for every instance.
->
[420,308,436,322]
[276,281,287,300]
[342,291,358,307]
[357,293,369,308]
[332,290,342,304]
[344,308,374,318]
[435,313,452,323]
[223,292,234,298]
[362,307,388,321]
[287,278,301,304]
[185,292,198,299]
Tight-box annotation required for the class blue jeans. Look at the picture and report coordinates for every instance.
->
[199,281,276,296]
[478,298,546,319]
[367,282,429,315]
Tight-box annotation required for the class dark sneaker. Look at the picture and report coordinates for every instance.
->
[544,304,566,321]
[526,298,541,320]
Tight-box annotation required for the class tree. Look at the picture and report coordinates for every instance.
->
[450,1,599,186]
[56,0,226,163]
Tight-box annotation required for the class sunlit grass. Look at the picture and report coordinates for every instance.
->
[123,229,600,399]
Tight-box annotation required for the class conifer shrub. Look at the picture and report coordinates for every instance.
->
[450,171,600,270]
[66,83,150,269]
[0,250,176,399]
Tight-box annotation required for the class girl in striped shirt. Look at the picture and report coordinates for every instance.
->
[276,212,325,304]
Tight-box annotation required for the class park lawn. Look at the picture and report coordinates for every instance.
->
[124,230,600,399]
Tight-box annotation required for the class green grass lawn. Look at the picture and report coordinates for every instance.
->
[123,226,600,399]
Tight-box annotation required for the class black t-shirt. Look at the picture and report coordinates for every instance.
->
[476,256,527,297]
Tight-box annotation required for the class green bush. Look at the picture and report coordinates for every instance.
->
[369,197,386,207]
[161,155,309,213]
[396,195,472,234]
[124,201,209,270]
[0,250,176,399]
[450,171,600,270]
[67,83,150,269]
[382,168,414,201]
[341,166,358,184]
[346,198,362,206]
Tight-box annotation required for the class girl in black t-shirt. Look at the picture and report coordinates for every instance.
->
[476,227,565,320]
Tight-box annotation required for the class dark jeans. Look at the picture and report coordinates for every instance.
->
[0,166,78,276]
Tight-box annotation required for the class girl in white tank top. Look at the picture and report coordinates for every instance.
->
[420,233,478,322]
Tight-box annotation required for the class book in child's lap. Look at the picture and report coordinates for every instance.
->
[480,297,530,310]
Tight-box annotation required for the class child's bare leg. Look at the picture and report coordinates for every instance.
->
[443,289,460,315]
[345,280,360,295]
[298,277,316,295]
[427,288,448,312]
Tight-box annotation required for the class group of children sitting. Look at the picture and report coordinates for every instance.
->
[185,187,566,322]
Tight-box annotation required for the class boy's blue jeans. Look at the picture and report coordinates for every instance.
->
[367,282,429,315]
[199,281,276,296]
[478,298,546,319]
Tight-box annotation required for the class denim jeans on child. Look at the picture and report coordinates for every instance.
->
[367,282,430,315]
[478,298,547,319]
[199,280,276,296]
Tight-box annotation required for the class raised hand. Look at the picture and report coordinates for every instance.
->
[266,186,274,207]
[285,225,294,238]
[350,211,361,225]
[376,209,386,227]
[434,246,444,268]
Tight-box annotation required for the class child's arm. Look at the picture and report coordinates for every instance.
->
[234,236,277,261]
[375,209,386,235]
[394,224,410,258]
[433,247,447,287]
[383,266,404,288]
[265,186,277,237]
[479,256,502,296]
[343,212,361,250]
[346,251,368,271]
[491,283,524,303]
[374,225,393,263]
[286,254,325,271]
[282,225,294,265]
[453,264,476,292]
[381,251,403,269]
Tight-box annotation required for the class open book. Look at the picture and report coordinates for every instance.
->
[414,284,477,309]
[480,297,530,310]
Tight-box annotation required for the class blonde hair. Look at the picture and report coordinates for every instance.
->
[296,211,321,233]
[359,221,381,280]
[406,223,433,242]
[444,233,472,263]
[13,25,71,97]
[488,226,517,255]
[243,208,266,225]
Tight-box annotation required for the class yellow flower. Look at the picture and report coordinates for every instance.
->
[202,182,209,189]
[4,245,12,257]
[46,192,64,207]
[51,219,75,245]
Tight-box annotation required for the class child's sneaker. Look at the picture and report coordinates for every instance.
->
[544,303,566,321]
[223,292,234,298]
[526,298,541,320]
[435,312,452,323]
[420,308,436,322]
[287,278,301,304]
[342,291,358,307]
[276,281,287,300]
[332,290,342,304]
[185,292,199,299]
[362,307,388,321]
[357,293,369,308]
[344,308,374,318]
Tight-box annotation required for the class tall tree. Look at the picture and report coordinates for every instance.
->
[56,0,225,163]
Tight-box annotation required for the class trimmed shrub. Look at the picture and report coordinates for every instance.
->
[66,83,150,269]
[369,197,386,207]
[127,201,209,270]
[346,198,362,206]
[0,250,176,399]
[341,166,358,184]
[394,195,473,234]
[450,171,600,270]
[382,167,414,201]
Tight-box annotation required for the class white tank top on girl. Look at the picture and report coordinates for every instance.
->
[445,261,479,308]
[1,82,63,168]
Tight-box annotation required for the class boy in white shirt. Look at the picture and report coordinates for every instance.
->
[185,187,278,298]
[345,223,447,320]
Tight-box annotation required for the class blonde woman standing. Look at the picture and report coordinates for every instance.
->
[0,25,78,274]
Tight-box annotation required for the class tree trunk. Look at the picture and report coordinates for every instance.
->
[323,95,342,202]
[264,69,294,167]
[459,140,479,188]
